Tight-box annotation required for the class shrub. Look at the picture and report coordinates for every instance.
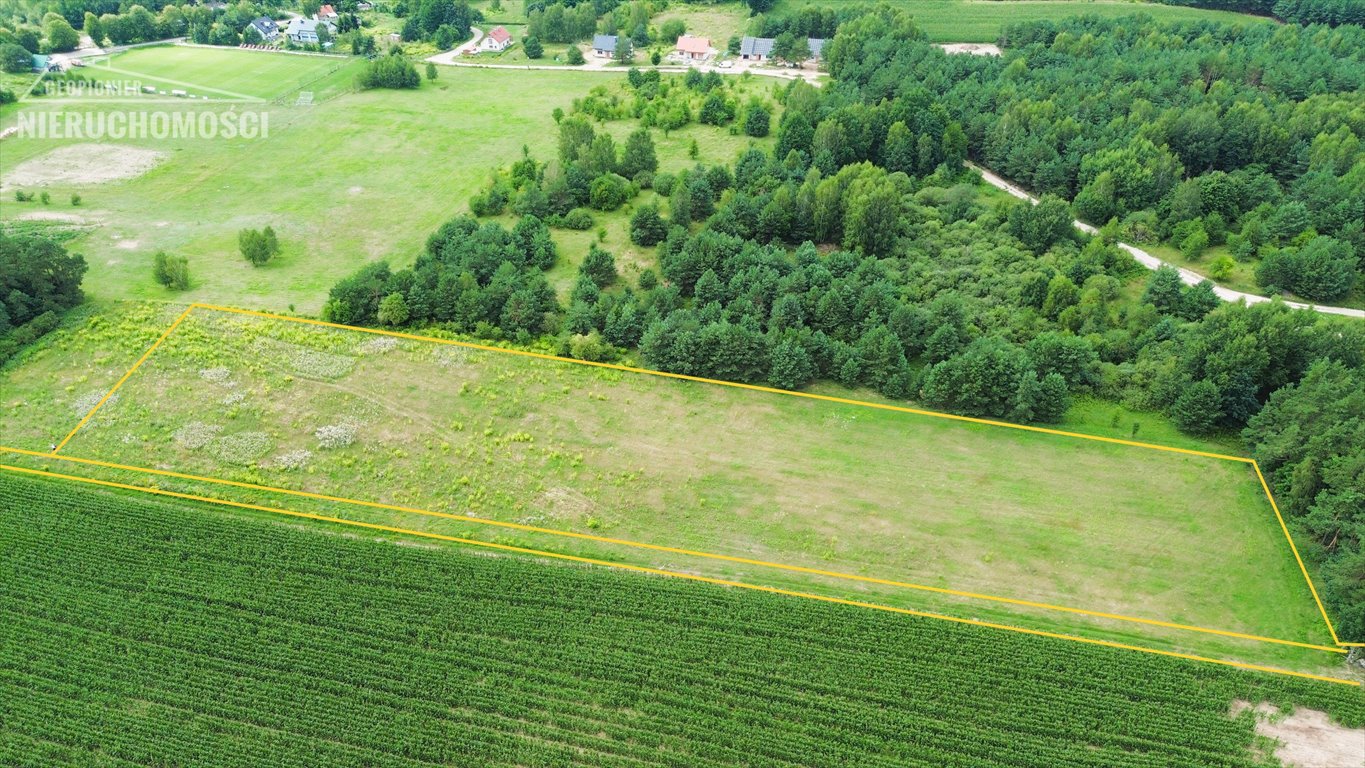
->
[557,208,594,230]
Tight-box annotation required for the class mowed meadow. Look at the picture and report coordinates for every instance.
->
[1,304,1341,675]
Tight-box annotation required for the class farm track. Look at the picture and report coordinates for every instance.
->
[970,163,1365,320]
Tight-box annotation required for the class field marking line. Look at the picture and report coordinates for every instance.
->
[0,442,1345,655]
[1253,460,1349,647]
[82,61,266,102]
[0,462,1357,688]
[188,303,1253,464]
[51,306,195,455]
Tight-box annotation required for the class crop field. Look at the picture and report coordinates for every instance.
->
[0,302,1346,677]
[773,0,1271,42]
[1,473,1361,766]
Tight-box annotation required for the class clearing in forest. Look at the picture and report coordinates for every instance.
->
[2,303,1345,676]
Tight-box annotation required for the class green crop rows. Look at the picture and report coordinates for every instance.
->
[0,473,1360,767]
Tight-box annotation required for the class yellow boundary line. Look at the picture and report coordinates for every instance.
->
[0,443,1343,654]
[190,303,1253,463]
[1254,461,1350,646]
[40,302,1357,648]
[0,462,1356,688]
[51,305,194,454]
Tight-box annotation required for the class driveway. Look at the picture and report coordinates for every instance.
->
[425,28,483,65]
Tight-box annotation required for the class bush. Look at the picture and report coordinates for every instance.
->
[557,208,594,230]
[357,54,420,89]
[652,172,676,197]
[523,36,543,59]
[567,45,584,65]
[588,173,631,211]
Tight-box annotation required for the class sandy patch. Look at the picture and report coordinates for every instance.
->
[1,144,166,190]
[348,186,364,195]
[1231,701,1365,768]
[115,239,139,250]
[14,211,88,223]
[938,43,1001,56]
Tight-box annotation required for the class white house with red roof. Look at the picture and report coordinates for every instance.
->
[480,26,513,52]
[674,35,711,61]
[315,4,338,19]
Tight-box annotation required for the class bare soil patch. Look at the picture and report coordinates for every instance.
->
[938,43,1002,56]
[1231,700,1365,767]
[1,144,166,190]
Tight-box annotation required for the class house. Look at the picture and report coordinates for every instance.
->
[739,36,773,61]
[287,18,334,44]
[592,34,621,58]
[316,4,338,19]
[246,16,280,41]
[356,1,373,8]
[674,35,710,61]
[480,26,513,52]
[807,37,826,60]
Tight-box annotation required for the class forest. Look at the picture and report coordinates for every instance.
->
[0,234,86,364]
[320,9,1365,644]
[1156,0,1365,26]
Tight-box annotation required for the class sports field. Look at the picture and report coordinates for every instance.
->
[1,302,1343,675]
[79,46,357,102]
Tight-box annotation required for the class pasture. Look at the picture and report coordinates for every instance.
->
[1,303,1340,674]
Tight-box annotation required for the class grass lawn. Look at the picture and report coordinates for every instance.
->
[652,3,751,48]
[773,0,1272,42]
[3,301,1340,675]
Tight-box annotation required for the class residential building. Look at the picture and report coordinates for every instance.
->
[592,34,621,58]
[674,35,710,61]
[481,26,513,52]
[246,16,280,41]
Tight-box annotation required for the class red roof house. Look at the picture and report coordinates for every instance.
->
[675,35,711,60]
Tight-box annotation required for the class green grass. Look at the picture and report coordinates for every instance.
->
[77,45,353,102]
[2,301,1345,676]
[0,57,630,314]
[5,472,1361,766]
[773,0,1272,42]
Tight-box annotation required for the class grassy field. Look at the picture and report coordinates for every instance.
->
[76,45,354,102]
[0,46,777,314]
[773,0,1270,42]
[1,301,1344,675]
[4,473,1361,766]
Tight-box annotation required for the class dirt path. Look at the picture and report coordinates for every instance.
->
[969,162,1365,320]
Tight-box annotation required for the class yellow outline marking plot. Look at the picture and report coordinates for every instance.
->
[52,305,194,454]
[28,301,1360,651]
[0,462,1357,687]
[0,443,1346,656]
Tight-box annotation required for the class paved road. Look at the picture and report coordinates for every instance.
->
[425,27,484,64]
[970,163,1365,320]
